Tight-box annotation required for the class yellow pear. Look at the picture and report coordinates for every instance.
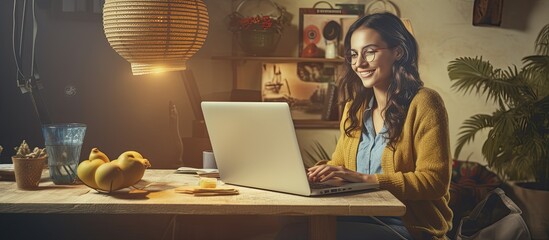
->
[118,150,143,160]
[89,148,110,163]
[117,151,150,186]
[118,156,151,187]
[80,150,150,192]
[77,159,105,189]
[95,162,125,192]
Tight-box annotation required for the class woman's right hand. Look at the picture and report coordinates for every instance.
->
[307,165,377,183]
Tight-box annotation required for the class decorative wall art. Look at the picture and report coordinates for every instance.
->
[473,0,504,26]
[298,5,362,58]
[261,63,336,120]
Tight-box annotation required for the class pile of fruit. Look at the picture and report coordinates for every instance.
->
[77,148,151,193]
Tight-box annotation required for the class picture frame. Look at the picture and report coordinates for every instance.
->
[261,63,336,120]
[472,0,503,26]
[298,7,362,58]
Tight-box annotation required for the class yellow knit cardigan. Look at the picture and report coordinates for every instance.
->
[326,87,453,239]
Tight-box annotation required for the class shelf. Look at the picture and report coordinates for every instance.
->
[203,91,340,129]
[212,56,345,63]
[210,56,342,129]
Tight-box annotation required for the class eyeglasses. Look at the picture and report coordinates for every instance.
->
[345,47,390,65]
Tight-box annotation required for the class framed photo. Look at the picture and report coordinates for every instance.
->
[261,63,336,120]
[298,7,362,58]
[473,0,503,26]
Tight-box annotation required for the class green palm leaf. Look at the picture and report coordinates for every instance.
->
[535,24,549,55]
[448,57,527,105]
[454,114,494,159]
[449,24,549,189]
[523,55,549,98]
[303,140,333,168]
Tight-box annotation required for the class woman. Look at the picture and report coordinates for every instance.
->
[307,12,453,239]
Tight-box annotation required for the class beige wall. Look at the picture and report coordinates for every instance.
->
[3,0,544,167]
[191,0,549,165]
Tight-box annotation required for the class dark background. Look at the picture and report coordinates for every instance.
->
[0,0,231,168]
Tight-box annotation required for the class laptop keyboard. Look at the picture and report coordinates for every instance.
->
[309,182,334,189]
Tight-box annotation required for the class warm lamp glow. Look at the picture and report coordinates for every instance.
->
[152,67,167,74]
[102,0,209,75]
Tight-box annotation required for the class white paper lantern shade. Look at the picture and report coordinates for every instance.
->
[103,0,209,75]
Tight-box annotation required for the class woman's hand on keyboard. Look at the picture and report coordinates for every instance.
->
[307,165,378,184]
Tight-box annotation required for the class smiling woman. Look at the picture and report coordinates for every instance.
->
[305,12,453,240]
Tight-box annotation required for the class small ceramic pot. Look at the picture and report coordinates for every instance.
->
[12,156,46,190]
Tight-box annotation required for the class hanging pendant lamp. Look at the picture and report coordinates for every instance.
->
[103,0,209,75]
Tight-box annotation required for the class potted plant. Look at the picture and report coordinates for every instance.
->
[447,24,549,239]
[227,0,290,56]
[12,140,48,190]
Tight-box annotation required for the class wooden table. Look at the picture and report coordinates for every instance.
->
[0,169,405,240]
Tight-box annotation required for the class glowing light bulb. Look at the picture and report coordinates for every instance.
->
[152,67,165,74]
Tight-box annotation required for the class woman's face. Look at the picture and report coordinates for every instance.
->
[349,27,399,90]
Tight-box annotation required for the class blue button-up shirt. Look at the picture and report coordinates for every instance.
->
[356,96,388,175]
[352,97,408,234]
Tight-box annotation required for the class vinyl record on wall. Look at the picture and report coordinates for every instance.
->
[303,25,321,45]
[322,20,341,41]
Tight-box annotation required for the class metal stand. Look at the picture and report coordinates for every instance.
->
[180,69,203,121]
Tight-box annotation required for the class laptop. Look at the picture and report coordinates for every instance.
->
[201,101,379,196]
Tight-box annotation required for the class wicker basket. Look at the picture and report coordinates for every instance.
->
[238,28,281,56]
[231,0,285,56]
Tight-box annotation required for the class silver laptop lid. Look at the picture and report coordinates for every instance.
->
[201,101,312,196]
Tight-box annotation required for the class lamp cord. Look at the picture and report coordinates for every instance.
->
[12,0,26,81]
[170,102,184,166]
[161,215,177,240]
[30,0,37,78]
[12,0,51,124]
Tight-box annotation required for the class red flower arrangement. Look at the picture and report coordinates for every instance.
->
[239,15,273,30]
[225,1,291,56]
[227,9,289,34]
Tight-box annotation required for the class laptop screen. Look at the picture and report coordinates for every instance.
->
[201,101,313,196]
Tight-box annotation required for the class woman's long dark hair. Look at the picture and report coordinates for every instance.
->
[339,12,423,149]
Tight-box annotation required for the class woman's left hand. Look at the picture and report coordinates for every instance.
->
[307,165,378,184]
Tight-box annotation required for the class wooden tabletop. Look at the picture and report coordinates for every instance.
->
[0,169,406,217]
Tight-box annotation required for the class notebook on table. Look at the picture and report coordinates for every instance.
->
[201,101,379,196]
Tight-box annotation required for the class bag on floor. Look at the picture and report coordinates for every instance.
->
[455,188,531,240]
